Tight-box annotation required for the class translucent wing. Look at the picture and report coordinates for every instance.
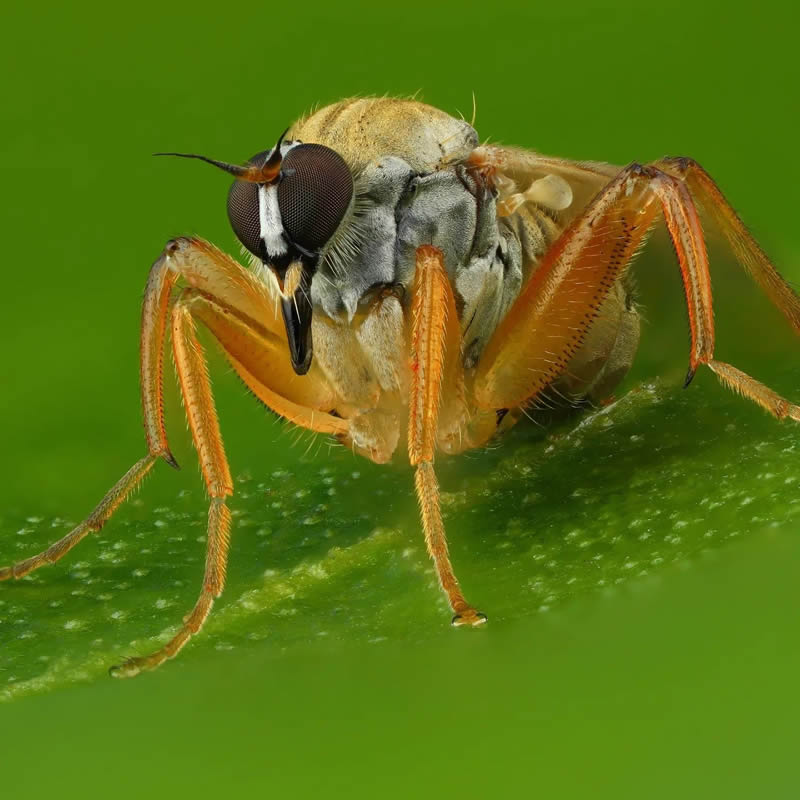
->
[477,145,621,224]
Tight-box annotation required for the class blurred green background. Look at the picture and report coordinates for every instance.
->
[2,0,799,797]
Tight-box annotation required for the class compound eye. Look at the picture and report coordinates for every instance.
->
[227,149,270,258]
[277,144,353,253]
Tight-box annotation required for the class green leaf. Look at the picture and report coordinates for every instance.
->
[2,375,796,702]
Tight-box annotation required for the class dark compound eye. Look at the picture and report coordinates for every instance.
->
[277,144,353,253]
[227,145,353,260]
[227,150,270,259]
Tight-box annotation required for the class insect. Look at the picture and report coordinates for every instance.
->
[3,97,799,677]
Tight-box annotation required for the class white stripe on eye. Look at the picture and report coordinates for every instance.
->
[258,184,287,258]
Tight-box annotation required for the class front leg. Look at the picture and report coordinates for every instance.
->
[111,240,345,676]
[3,236,344,676]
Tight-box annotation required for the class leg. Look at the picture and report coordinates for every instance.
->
[0,457,156,580]
[0,247,183,582]
[3,236,342,677]
[2,239,337,582]
[408,245,485,626]
[474,165,661,409]
[659,156,800,408]
[111,237,348,675]
[111,297,233,677]
[474,162,800,420]
[658,157,800,334]
[706,360,800,421]
[185,291,347,434]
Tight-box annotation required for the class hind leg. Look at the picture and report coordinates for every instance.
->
[474,162,800,421]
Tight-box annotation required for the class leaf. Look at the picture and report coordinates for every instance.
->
[1,377,797,702]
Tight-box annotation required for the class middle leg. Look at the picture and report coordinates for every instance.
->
[408,245,486,627]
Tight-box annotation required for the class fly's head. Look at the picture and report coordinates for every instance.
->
[158,132,355,375]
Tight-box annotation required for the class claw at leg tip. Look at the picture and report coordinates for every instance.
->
[162,451,180,470]
[451,610,488,627]
[108,659,140,679]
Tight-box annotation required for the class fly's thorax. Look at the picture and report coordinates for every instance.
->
[310,154,524,370]
[225,97,520,377]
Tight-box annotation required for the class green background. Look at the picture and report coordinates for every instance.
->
[2,0,800,796]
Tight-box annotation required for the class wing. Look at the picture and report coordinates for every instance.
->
[477,145,621,226]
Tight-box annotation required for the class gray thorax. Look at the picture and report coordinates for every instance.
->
[310,156,523,368]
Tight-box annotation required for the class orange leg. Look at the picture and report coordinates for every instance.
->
[474,162,800,420]
[141,247,181,468]
[0,246,183,583]
[112,250,348,676]
[2,237,342,676]
[0,457,156,580]
[184,290,347,435]
[110,297,234,677]
[474,165,661,409]
[658,157,800,335]
[408,246,485,626]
